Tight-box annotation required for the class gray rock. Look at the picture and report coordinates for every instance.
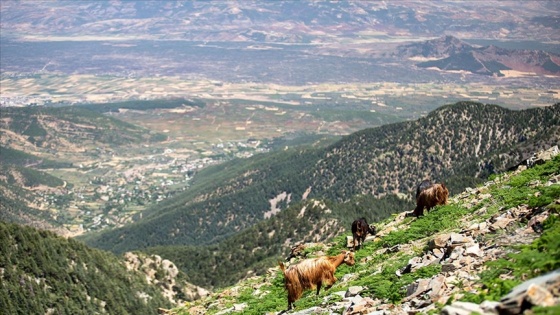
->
[345,286,364,298]
[498,269,560,315]
[404,278,431,301]
[429,234,450,250]
[464,243,484,257]
[479,300,500,312]
[441,301,487,315]
[289,307,322,315]
[432,247,445,259]
[441,263,458,273]
[427,275,446,298]
[450,233,472,246]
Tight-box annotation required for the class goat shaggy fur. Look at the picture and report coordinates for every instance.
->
[413,182,449,217]
[278,251,355,310]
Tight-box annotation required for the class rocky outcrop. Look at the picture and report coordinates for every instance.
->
[123,252,209,305]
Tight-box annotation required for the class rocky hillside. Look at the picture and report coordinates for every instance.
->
[166,146,560,314]
[123,252,209,305]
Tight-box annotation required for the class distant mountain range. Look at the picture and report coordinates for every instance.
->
[2,1,559,43]
[1,1,559,83]
[396,36,560,76]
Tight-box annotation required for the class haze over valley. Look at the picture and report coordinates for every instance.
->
[1,2,560,314]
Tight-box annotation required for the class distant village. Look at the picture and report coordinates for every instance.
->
[34,139,270,235]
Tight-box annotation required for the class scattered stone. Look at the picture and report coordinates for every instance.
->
[427,275,447,299]
[288,307,321,315]
[345,286,364,298]
[489,217,514,231]
[525,284,555,307]
[429,234,451,250]
[464,243,484,257]
[432,248,445,259]
[404,279,431,301]
[387,245,401,253]
[442,301,488,315]
[441,263,458,273]
[449,233,472,246]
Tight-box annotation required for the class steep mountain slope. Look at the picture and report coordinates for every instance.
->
[167,149,560,314]
[0,163,66,232]
[0,146,71,233]
[143,194,413,289]
[0,221,173,314]
[0,221,209,314]
[310,102,560,199]
[82,102,560,286]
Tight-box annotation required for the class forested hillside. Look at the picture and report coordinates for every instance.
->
[83,102,560,251]
[81,102,560,289]
[0,146,69,233]
[0,221,173,315]
[309,102,560,200]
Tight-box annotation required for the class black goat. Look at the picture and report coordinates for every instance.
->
[351,218,376,251]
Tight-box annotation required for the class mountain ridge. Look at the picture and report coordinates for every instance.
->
[396,35,560,76]
[3,2,558,43]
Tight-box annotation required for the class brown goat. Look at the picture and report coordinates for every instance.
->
[278,251,355,310]
[413,182,449,217]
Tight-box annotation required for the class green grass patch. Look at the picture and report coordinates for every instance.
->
[381,204,470,248]
[351,254,442,303]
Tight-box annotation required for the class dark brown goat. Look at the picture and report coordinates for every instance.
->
[351,217,376,251]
